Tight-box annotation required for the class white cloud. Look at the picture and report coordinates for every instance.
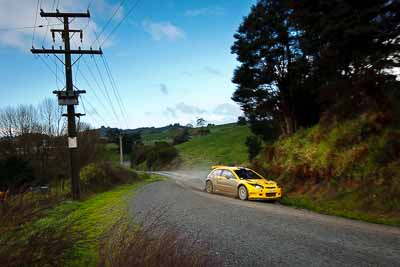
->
[142,20,185,41]
[184,7,224,17]
[175,102,207,115]
[0,0,122,50]
[162,102,243,125]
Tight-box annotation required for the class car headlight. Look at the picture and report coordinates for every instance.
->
[254,184,263,189]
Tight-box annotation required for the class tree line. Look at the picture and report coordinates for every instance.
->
[232,0,400,139]
[0,98,101,192]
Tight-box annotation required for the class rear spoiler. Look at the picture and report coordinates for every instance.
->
[211,165,227,169]
[211,165,247,169]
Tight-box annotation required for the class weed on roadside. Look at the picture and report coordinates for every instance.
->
[99,209,222,267]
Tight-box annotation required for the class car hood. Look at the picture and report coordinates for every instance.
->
[245,179,277,187]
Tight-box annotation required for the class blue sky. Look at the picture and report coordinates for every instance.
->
[0,0,256,129]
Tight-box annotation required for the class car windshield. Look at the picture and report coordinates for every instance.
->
[234,169,262,179]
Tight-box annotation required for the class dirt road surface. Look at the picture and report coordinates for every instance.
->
[130,171,400,267]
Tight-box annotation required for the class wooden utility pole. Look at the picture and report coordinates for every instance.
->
[31,9,102,200]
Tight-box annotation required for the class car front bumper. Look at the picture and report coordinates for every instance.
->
[248,187,282,200]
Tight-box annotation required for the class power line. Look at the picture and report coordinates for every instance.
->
[102,55,129,127]
[79,95,87,114]
[92,0,127,46]
[53,54,64,89]
[41,0,58,47]
[78,52,128,129]
[80,56,117,121]
[79,95,103,127]
[100,0,142,47]
[74,55,81,84]
[0,23,59,32]
[80,95,109,126]
[32,0,41,46]
[36,54,64,85]
[91,55,121,124]
[77,60,114,119]
[78,54,121,127]
[54,54,60,89]
[101,53,129,128]
[81,1,138,129]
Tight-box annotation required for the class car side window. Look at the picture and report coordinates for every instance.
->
[209,169,222,178]
[222,170,235,179]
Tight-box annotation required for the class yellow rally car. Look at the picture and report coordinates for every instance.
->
[205,166,282,201]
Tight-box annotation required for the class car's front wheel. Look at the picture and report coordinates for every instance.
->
[206,180,213,193]
[238,185,248,200]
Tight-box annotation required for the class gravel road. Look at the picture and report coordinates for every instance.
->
[130,171,400,267]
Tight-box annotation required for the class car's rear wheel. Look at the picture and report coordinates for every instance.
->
[206,181,213,193]
[238,185,248,200]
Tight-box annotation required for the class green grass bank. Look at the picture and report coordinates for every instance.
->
[0,174,163,267]
[254,112,400,226]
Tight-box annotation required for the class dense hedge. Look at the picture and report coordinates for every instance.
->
[130,142,180,170]
[80,162,140,193]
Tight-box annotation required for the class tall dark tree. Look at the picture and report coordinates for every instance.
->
[231,0,320,137]
[292,0,400,115]
[245,135,263,161]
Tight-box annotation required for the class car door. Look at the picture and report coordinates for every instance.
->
[219,170,237,195]
[208,169,222,192]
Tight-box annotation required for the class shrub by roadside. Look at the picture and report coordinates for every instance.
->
[130,142,180,171]
[80,162,139,194]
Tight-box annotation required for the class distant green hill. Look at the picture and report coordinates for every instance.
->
[176,124,251,170]
[141,129,177,144]
[103,123,251,170]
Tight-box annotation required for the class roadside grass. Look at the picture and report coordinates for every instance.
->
[177,124,250,169]
[0,174,165,267]
[281,194,400,226]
